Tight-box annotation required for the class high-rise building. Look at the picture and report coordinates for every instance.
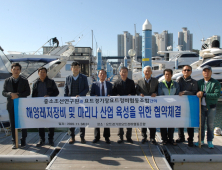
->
[178,27,193,51]
[117,31,142,62]
[152,30,173,56]
[133,33,142,56]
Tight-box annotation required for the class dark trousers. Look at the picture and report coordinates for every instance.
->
[94,128,110,139]
[160,128,174,142]
[178,128,194,142]
[39,128,54,141]
[8,109,27,143]
[141,128,156,139]
[69,127,85,138]
[118,128,132,139]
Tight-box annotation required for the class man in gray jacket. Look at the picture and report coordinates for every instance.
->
[2,63,30,149]
[136,66,159,144]
[176,65,198,147]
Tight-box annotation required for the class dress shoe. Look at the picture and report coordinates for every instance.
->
[127,138,133,143]
[188,141,194,147]
[36,140,45,147]
[81,138,86,144]
[141,138,147,144]
[105,138,110,144]
[20,139,26,148]
[49,139,54,146]
[92,138,99,143]
[69,137,75,144]
[150,138,157,145]
[117,137,123,144]
[176,138,185,143]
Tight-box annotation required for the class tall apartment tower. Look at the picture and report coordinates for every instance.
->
[133,33,142,56]
[152,30,173,56]
[117,31,141,62]
[178,27,193,51]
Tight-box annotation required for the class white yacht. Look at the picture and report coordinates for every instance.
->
[132,50,199,83]
[0,48,67,124]
[159,48,222,84]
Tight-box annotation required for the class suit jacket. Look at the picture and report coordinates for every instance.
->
[112,78,136,96]
[32,76,59,97]
[2,76,30,110]
[90,81,112,96]
[136,77,159,96]
[64,73,89,96]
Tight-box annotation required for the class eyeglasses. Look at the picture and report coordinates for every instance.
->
[183,69,191,72]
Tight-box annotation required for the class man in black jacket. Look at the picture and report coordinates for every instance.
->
[176,65,198,147]
[2,63,30,149]
[32,67,59,147]
[112,67,136,144]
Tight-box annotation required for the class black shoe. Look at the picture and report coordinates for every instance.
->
[176,138,185,143]
[92,138,99,143]
[117,137,123,144]
[105,138,110,144]
[12,144,17,149]
[49,140,54,146]
[162,141,167,145]
[81,138,86,144]
[69,137,75,144]
[150,138,157,145]
[127,138,133,143]
[21,139,26,148]
[141,138,147,144]
[36,140,45,147]
[169,140,177,146]
[188,141,194,147]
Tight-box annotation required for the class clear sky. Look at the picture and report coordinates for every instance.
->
[0,0,221,56]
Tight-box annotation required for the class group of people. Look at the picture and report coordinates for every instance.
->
[2,61,221,150]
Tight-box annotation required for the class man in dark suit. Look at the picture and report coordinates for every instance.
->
[90,69,112,144]
[112,67,136,144]
[32,67,59,147]
[2,63,30,149]
[64,61,89,144]
[136,66,159,144]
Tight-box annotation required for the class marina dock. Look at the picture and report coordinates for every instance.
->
[155,131,222,170]
[0,131,69,170]
[1,128,222,169]
[46,128,171,170]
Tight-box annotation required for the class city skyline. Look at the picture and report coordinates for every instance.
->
[0,0,222,57]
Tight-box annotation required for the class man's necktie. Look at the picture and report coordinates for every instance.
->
[102,82,105,96]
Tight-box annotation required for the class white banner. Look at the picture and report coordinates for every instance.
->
[14,96,199,129]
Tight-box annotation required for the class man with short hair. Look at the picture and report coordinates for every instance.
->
[112,67,136,144]
[90,69,112,144]
[176,65,198,147]
[64,61,89,144]
[136,66,158,144]
[2,63,30,149]
[32,67,59,147]
[158,69,180,146]
[195,65,221,149]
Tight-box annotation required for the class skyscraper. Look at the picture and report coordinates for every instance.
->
[178,27,193,51]
[152,30,173,56]
[117,31,142,62]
